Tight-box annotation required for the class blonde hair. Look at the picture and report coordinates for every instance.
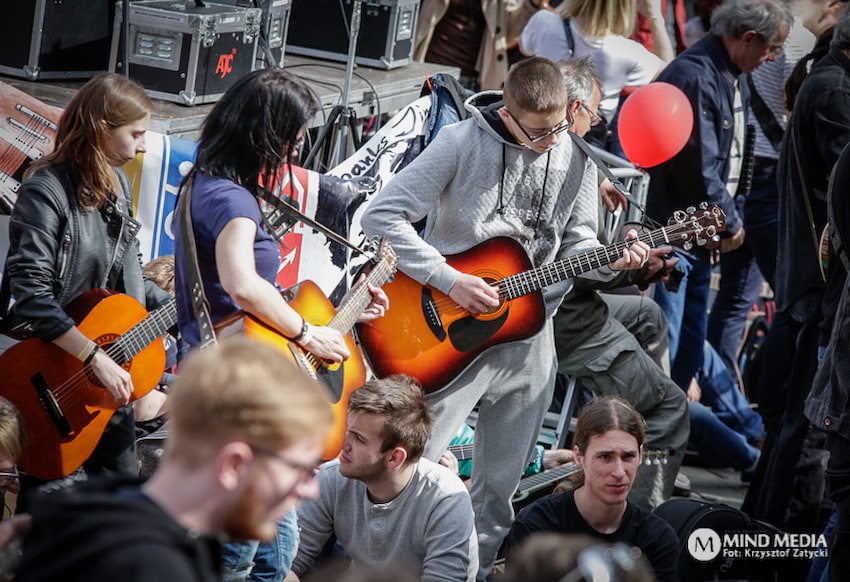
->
[165,338,333,467]
[27,73,152,209]
[143,255,175,295]
[0,397,25,462]
[565,0,637,38]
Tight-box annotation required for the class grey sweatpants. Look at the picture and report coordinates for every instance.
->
[423,319,557,581]
[556,293,690,508]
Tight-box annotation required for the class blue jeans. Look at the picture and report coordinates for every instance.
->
[806,504,836,582]
[688,400,759,470]
[696,342,765,443]
[653,250,713,389]
[707,193,770,378]
[221,510,299,582]
[742,160,781,289]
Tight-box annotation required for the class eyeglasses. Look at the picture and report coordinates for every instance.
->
[250,445,317,484]
[581,103,602,127]
[506,109,572,143]
[0,465,19,489]
[755,34,784,57]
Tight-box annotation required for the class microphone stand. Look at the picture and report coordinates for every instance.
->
[303,1,364,171]
[333,0,363,166]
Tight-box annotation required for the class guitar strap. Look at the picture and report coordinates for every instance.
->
[176,175,218,350]
[790,126,824,271]
[255,187,373,258]
[566,131,661,228]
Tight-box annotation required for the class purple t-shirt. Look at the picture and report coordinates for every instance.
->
[175,172,280,347]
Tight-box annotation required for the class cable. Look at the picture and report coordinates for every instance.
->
[284,62,383,133]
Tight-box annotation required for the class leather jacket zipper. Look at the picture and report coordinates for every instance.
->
[57,233,71,279]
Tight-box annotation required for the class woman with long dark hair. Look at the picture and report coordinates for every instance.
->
[174,68,386,359]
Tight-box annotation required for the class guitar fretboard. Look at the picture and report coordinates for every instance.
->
[112,299,177,365]
[302,253,396,370]
[500,223,690,300]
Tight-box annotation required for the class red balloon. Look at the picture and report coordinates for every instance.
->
[618,82,694,168]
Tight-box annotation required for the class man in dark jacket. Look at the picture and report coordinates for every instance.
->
[14,339,334,581]
[646,0,791,391]
[744,10,850,549]
[805,134,850,582]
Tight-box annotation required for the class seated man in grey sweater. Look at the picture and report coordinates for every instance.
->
[291,375,478,582]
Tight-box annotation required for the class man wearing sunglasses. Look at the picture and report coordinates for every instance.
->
[14,339,334,582]
[363,56,650,580]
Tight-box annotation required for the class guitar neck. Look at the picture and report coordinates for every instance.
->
[500,226,675,300]
[328,258,395,335]
[111,299,177,365]
[448,443,475,461]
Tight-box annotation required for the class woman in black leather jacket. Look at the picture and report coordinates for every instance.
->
[3,73,169,484]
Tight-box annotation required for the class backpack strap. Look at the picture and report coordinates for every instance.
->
[562,17,575,57]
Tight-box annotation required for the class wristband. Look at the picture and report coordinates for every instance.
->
[285,316,308,342]
[79,342,99,365]
[299,322,313,347]
[523,445,544,477]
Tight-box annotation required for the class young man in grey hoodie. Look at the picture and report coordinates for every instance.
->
[361,56,649,579]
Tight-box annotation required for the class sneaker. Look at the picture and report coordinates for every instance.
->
[673,472,692,497]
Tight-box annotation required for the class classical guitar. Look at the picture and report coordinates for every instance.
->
[215,238,398,460]
[357,205,725,394]
[0,290,176,480]
[0,82,61,213]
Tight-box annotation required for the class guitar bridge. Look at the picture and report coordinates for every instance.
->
[30,372,71,438]
[421,288,446,342]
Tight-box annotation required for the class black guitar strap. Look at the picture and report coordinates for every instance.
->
[255,187,373,259]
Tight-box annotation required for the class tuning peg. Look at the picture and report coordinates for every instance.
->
[683,241,693,251]
[699,202,708,209]
[696,237,707,246]
[705,226,716,237]
[685,206,696,214]
[672,210,687,223]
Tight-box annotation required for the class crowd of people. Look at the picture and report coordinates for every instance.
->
[1,0,850,580]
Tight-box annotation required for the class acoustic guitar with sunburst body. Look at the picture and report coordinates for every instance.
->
[356,205,725,394]
[215,238,398,460]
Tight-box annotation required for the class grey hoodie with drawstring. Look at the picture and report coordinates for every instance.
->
[362,90,615,318]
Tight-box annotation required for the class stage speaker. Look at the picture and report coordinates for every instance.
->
[214,0,292,69]
[287,0,419,70]
[0,0,115,80]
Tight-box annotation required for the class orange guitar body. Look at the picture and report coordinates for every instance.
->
[237,281,367,460]
[356,237,546,394]
[0,290,167,480]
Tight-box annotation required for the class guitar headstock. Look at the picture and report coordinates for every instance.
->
[666,203,726,250]
[365,236,399,279]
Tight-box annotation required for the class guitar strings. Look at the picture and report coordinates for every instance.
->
[0,109,45,188]
[423,221,705,316]
[303,258,396,370]
[49,302,177,411]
